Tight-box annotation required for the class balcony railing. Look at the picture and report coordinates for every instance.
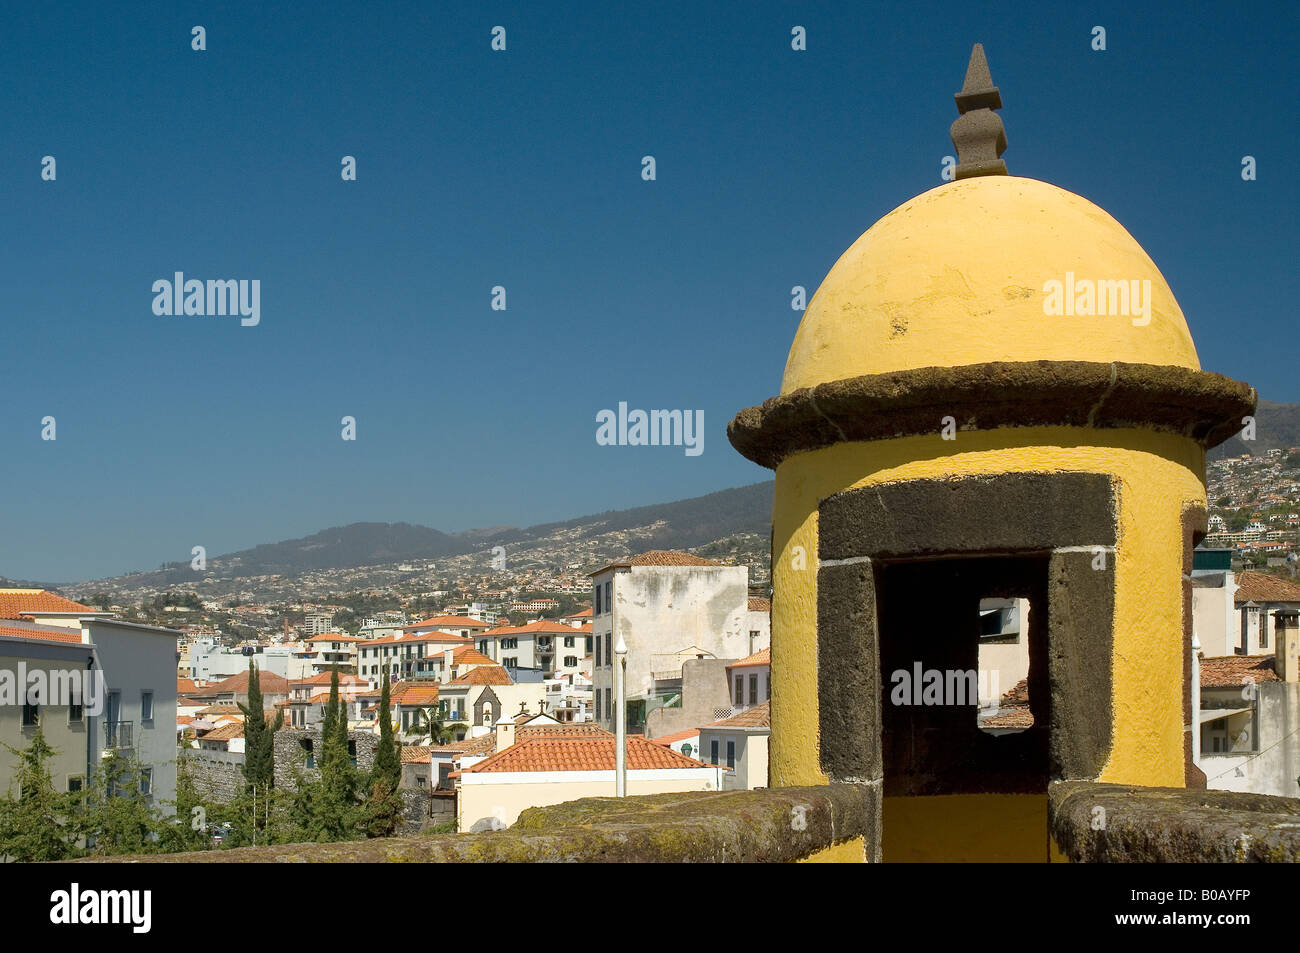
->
[105,721,133,750]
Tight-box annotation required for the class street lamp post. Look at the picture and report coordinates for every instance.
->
[614,635,627,797]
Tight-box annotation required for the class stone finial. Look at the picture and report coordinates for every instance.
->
[950,43,1007,179]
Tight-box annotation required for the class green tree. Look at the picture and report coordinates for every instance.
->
[80,752,160,856]
[239,661,283,800]
[301,666,357,841]
[405,707,465,746]
[358,671,404,837]
[0,726,82,861]
[156,755,213,853]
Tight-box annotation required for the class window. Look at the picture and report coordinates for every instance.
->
[585,636,593,653]
[141,691,154,724]
[711,739,719,765]
[749,674,758,706]
[1261,611,1270,649]
[734,675,743,705]
[595,637,602,667]
[605,581,612,613]
[595,584,602,615]
[69,694,83,724]
[606,691,612,720]
[726,740,735,769]
[595,689,602,719]
[764,673,770,701]
[140,767,153,797]
[67,776,83,794]
[564,636,575,648]
[22,700,38,727]
[504,657,517,668]
[564,656,578,667]
[605,634,612,668]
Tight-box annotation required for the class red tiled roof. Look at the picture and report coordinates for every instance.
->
[306,633,363,642]
[486,619,588,636]
[461,735,711,774]
[1234,571,1300,605]
[390,682,440,706]
[367,630,474,647]
[727,647,770,669]
[565,607,593,619]
[651,728,700,746]
[0,622,83,644]
[449,666,512,686]
[198,722,244,741]
[1200,655,1280,689]
[0,588,97,620]
[704,701,771,728]
[193,669,290,697]
[400,745,432,764]
[747,597,771,612]
[292,672,368,687]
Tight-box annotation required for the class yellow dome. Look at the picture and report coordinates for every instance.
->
[782,176,1201,394]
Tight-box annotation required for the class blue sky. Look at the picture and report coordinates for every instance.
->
[2,1,1296,581]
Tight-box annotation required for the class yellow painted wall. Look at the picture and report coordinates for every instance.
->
[770,426,1204,795]
[882,795,1048,862]
[800,836,867,863]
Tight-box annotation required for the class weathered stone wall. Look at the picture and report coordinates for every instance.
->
[184,753,245,803]
[1049,780,1300,862]
[273,730,378,789]
[83,784,875,862]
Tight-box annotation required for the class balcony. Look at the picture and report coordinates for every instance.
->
[104,721,133,750]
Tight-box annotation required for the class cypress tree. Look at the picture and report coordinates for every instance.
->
[372,670,400,789]
[239,661,282,795]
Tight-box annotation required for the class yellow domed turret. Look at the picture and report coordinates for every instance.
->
[729,43,1257,864]
[782,176,1200,394]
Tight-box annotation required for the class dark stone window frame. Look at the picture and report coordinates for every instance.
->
[815,472,1121,794]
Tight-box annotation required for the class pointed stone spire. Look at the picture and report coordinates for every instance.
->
[950,43,1007,179]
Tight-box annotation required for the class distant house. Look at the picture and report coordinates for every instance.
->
[699,701,770,791]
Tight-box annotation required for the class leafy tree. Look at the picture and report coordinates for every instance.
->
[79,752,160,856]
[155,756,213,853]
[405,707,465,746]
[299,666,357,841]
[0,726,82,861]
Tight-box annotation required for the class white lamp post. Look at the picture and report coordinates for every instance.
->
[614,635,627,797]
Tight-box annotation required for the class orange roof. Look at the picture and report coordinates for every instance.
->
[448,644,496,665]
[727,647,770,669]
[366,630,474,647]
[565,607,593,619]
[588,551,724,576]
[1201,655,1280,689]
[193,669,290,697]
[390,682,440,706]
[748,596,771,611]
[307,633,363,642]
[400,745,433,764]
[198,722,244,741]
[0,622,83,644]
[177,677,201,694]
[449,666,512,686]
[1234,571,1300,604]
[461,735,712,774]
[0,588,98,620]
[704,700,771,729]
[651,728,701,746]
[486,619,589,636]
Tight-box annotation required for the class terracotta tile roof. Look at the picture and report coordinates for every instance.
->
[196,704,243,715]
[1200,654,1280,689]
[193,669,290,697]
[306,633,363,642]
[0,622,84,644]
[517,723,612,741]
[980,707,1035,729]
[1001,679,1030,704]
[588,551,725,576]
[565,607,593,619]
[400,745,432,764]
[1234,571,1300,605]
[651,728,700,745]
[451,733,499,758]
[449,666,512,686]
[727,647,770,669]
[460,735,710,774]
[486,619,587,636]
[449,645,496,665]
[704,700,771,728]
[748,597,771,611]
[198,722,244,741]
[0,588,98,619]
[177,677,201,694]
[390,682,440,706]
